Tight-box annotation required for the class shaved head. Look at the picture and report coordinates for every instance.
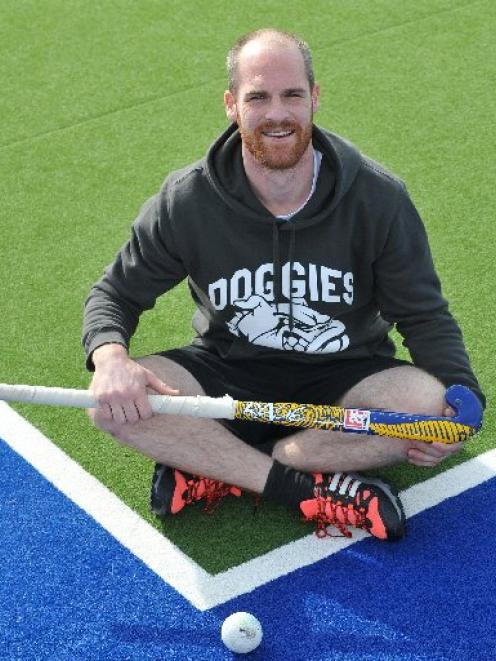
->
[226,29,315,94]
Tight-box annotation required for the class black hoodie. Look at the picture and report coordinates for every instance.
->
[83,124,484,405]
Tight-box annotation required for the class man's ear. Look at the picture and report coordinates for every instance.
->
[224,90,238,123]
[311,84,321,114]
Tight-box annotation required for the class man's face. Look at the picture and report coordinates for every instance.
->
[224,40,320,170]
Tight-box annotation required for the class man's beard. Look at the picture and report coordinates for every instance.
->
[238,118,313,170]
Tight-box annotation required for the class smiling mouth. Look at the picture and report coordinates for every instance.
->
[262,130,295,139]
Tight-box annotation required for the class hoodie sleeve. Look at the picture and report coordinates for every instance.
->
[374,186,485,407]
[82,192,187,369]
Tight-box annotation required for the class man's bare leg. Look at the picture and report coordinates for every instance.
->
[272,366,464,472]
[89,355,273,493]
[90,359,461,489]
[88,355,421,540]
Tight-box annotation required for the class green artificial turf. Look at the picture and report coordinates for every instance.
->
[1,0,494,573]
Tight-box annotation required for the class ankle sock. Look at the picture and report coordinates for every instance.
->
[262,460,315,508]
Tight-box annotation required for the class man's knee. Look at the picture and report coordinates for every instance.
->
[340,366,446,415]
[272,438,308,466]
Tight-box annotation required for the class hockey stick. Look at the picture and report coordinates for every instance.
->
[0,383,482,444]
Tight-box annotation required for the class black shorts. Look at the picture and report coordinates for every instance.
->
[158,345,410,455]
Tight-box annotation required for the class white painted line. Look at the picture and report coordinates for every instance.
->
[1,400,495,611]
[205,448,496,609]
[0,402,212,608]
[402,450,496,519]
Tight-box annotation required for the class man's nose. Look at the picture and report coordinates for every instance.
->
[264,98,290,122]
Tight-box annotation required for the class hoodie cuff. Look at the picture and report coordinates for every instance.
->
[85,332,128,372]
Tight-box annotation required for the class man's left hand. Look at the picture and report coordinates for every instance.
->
[407,440,465,467]
[407,404,464,467]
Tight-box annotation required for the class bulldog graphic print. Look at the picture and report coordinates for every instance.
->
[227,295,349,353]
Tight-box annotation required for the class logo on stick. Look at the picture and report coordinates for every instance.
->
[344,409,371,431]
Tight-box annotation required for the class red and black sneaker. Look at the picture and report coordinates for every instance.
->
[300,472,405,541]
[150,463,242,518]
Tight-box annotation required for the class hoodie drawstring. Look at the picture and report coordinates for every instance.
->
[288,223,296,331]
[272,220,296,331]
[272,221,282,308]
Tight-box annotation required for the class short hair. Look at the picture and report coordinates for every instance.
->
[226,28,315,93]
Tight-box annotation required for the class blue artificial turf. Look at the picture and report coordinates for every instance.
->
[2,438,496,659]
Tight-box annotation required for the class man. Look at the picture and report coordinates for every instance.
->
[83,29,484,541]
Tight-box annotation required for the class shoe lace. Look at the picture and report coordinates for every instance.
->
[304,475,368,539]
[186,477,236,514]
[309,489,352,539]
[204,480,237,514]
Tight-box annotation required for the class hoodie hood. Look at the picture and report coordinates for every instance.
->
[204,123,363,321]
[205,123,362,230]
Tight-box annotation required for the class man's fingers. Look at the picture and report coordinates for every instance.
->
[407,448,444,467]
[146,370,180,396]
[409,440,464,457]
[107,403,125,426]
[96,395,136,425]
[104,397,148,424]
[408,455,441,467]
[135,393,154,420]
[122,401,141,425]
[100,402,113,420]
[432,440,465,454]
[407,439,465,467]
[408,444,443,460]
[88,354,181,425]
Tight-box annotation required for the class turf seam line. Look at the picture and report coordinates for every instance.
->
[0,0,482,152]
[1,400,494,611]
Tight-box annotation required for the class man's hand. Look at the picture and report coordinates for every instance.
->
[406,404,464,467]
[90,344,178,425]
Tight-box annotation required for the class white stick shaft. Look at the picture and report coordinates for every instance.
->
[0,384,236,419]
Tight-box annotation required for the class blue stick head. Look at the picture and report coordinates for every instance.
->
[445,385,483,431]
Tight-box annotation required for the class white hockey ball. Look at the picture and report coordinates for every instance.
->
[221,611,263,654]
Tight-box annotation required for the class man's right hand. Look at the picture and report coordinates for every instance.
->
[89,344,179,425]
